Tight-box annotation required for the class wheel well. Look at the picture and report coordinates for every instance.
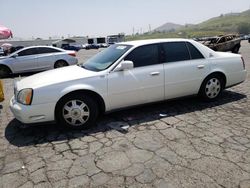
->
[54,60,68,66]
[203,72,227,88]
[0,64,12,73]
[55,90,106,117]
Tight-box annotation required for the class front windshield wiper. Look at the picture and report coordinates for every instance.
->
[81,64,99,72]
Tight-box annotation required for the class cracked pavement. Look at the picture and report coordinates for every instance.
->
[0,42,250,188]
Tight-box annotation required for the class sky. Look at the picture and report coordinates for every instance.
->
[0,0,250,39]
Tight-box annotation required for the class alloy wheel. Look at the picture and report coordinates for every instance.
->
[205,78,221,99]
[63,100,90,126]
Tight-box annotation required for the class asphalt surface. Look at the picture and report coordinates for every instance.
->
[0,41,250,188]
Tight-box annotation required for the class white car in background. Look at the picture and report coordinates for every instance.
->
[0,46,78,77]
[10,39,247,129]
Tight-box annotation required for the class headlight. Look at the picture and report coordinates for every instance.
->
[17,88,33,105]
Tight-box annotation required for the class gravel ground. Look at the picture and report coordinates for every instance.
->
[0,41,250,188]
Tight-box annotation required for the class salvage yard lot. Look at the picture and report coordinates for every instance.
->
[0,41,250,188]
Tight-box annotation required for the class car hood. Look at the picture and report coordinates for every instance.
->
[16,65,100,90]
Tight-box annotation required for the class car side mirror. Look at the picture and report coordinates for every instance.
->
[11,54,18,58]
[114,60,134,71]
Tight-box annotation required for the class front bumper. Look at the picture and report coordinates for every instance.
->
[9,97,56,124]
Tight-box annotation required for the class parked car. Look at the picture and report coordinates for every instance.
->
[13,46,24,52]
[85,44,99,50]
[61,44,81,51]
[199,34,241,53]
[0,47,4,56]
[0,46,77,77]
[10,39,247,129]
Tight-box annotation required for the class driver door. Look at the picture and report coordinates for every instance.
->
[11,48,38,73]
[107,44,164,110]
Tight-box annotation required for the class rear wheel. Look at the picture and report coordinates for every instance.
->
[199,75,224,101]
[55,93,99,129]
[54,60,68,68]
[0,66,11,78]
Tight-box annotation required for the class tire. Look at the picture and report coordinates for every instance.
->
[232,45,240,54]
[199,75,225,101]
[55,93,99,129]
[0,66,11,78]
[54,60,68,68]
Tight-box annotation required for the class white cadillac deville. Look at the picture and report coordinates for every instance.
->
[10,39,247,129]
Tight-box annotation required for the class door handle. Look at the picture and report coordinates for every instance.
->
[197,65,205,69]
[150,72,160,76]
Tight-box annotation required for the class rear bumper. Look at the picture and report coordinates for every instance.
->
[226,70,247,88]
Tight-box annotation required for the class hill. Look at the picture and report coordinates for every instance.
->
[126,9,250,41]
[154,22,183,32]
[189,9,250,33]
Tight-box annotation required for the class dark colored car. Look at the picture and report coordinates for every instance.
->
[85,44,99,50]
[61,44,81,51]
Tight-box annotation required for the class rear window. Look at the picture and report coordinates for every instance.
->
[186,42,204,59]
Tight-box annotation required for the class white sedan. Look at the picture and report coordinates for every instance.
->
[0,46,78,77]
[10,39,247,129]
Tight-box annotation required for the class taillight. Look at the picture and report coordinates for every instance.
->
[241,57,245,70]
[68,52,76,57]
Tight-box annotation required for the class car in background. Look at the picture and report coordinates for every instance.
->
[0,46,77,78]
[61,44,81,52]
[9,39,247,129]
[0,47,4,56]
[13,46,24,52]
[199,34,241,53]
[85,44,99,50]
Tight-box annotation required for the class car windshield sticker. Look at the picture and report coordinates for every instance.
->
[116,46,127,50]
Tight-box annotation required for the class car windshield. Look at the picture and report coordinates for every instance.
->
[81,44,132,71]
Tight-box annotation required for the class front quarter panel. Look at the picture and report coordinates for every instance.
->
[31,75,108,112]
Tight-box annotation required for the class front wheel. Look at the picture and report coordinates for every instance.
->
[199,75,224,101]
[0,66,11,78]
[55,93,99,129]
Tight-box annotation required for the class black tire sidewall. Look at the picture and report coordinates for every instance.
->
[55,94,98,129]
[54,61,68,68]
[199,75,224,101]
[0,66,10,78]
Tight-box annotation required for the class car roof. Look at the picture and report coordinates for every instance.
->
[11,45,65,55]
[119,38,193,47]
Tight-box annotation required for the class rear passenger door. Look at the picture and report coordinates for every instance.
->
[35,47,59,70]
[162,42,210,99]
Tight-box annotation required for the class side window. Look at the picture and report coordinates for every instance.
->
[186,42,204,59]
[162,42,190,63]
[124,44,159,67]
[18,48,38,56]
[37,47,60,54]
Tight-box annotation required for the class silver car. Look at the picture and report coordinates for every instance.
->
[0,46,78,77]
